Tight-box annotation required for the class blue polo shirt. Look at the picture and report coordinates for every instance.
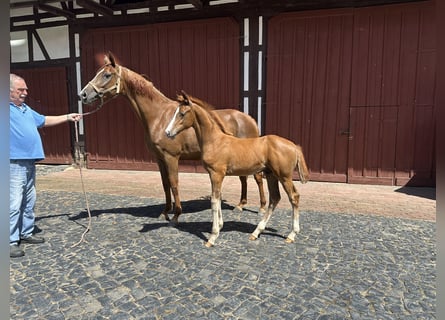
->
[10,102,46,161]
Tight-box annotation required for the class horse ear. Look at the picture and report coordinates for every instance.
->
[107,51,116,68]
[104,54,111,65]
[181,90,190,105]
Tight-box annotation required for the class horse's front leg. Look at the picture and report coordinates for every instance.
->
[157,161,173,221]
[253,172,267,214]
[234,176,248,212]
[165,158,182,225]
[235,173,266,214]
[205,173,224,247]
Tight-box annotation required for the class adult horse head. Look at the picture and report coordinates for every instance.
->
[79,53,122,106]
[79,52,266,224]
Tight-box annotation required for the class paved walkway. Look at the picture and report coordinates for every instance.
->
[10,165,436,319]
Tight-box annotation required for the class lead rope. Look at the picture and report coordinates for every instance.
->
[70,66,122,246]
[70,98,105,247]
[71,120,92,247]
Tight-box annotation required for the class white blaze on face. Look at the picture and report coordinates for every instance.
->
[165,107,180,137]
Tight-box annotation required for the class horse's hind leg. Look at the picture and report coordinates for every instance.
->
[249,174,280,241]
[281,179,300,243]
[234,176,248,212]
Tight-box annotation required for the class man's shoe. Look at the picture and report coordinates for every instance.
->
[10,244,24,258]
[20,235,45,244]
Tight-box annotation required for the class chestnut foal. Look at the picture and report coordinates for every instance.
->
[165,92,309,247]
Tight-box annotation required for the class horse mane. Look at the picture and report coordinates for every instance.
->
[177,94,234,136]
[122,67,169,102]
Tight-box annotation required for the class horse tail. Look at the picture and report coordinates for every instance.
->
[295,145,309,184]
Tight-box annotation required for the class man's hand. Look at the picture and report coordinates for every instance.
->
[67,113,82,122]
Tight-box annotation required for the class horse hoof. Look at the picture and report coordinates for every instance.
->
[234,206,243,212]
[284,237,295,244]
[248,234,257,241]
[204,241,213,248]
[258,208,266,215]
[168,220,179,227]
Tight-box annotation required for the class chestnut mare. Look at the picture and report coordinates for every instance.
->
[79,53,266,223]
[165,92,310,247]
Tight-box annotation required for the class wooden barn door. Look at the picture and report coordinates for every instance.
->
[348,3,436,186]
[11,67,73,164]
[265,9,353,183]
[265,1,435,186]
[80,18,240,171]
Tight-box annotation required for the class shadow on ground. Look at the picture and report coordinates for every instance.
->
[56,198,269,243]
[395,187,436,200]
[58,198,268,241]
[65,198,237,220]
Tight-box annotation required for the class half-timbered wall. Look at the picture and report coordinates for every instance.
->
[10,0,436,186]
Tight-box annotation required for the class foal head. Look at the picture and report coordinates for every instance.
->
[165,91,195,138]
[165,91,235,138]
[79,52,122,105]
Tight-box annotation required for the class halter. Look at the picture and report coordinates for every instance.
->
[82,65,122,116]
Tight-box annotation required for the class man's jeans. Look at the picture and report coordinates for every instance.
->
[10,160,37,244]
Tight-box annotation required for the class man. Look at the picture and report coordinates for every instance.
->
[10,73,82,258]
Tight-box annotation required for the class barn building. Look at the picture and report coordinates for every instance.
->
[10,0,436,186]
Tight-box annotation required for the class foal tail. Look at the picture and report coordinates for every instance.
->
[295,145,309,184]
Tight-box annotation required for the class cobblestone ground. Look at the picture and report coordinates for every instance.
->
[10,165,436,319]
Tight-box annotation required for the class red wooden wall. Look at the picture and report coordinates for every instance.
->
[348,2,436,186]
[80,17,240,170]
[265,1,435,186]
[266,9,353,183]
[10,67,73,164]
[15,2,435,187]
